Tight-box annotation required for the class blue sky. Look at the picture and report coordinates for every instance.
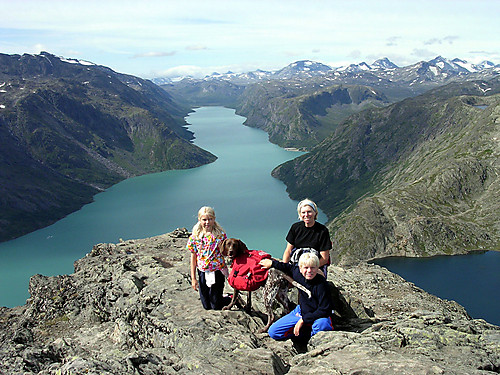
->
[1,0,499,79]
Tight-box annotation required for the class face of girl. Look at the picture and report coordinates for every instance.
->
[300,205,316,227]
[199,214,215,232]
[299,263,318,280]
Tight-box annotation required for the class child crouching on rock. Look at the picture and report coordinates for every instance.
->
[259,252,334,346]
[187,206,230,310]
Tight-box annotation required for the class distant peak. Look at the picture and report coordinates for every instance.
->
[372,57,398,69]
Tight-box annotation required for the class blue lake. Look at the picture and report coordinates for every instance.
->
[375,251,500,326]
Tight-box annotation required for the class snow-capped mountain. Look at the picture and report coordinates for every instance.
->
[473,60,497,70]
[335,61,373,73]
[450,58,497,73]
[151,77,173,85]
[371,57,399,70]
[153,56,499,87]
[427,56,470,74]
[273,60,332,79]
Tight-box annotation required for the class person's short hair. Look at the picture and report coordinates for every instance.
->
[297,198,318,220]
[298,252,319,268]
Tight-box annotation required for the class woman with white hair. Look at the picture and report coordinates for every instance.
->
[282,198,332,277]
[259,252,334,345]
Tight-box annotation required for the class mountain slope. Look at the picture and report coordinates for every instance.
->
[0,52,216,241]
[272,78,500,264]
[236,82,389,148]
[164,56,499,150]
[162,78,246,107]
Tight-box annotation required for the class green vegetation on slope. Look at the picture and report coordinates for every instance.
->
[0,53,216,241]
[273,78,500,264]
[236,82,389,149]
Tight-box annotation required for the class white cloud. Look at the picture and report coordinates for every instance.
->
[186,45,208,51]
[156,65,205,79]
[424,36,459,46]
[1,0,499,78]
[411,48,438,60]
[132,51,176,58]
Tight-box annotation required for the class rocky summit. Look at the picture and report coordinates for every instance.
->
[0,229,498,374]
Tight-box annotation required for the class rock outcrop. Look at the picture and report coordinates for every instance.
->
[1,230,498,374]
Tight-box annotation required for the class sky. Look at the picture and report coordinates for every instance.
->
[1,0,499,80]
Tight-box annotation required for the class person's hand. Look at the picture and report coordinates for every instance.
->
[259,259,272,269]
[191,278,199,291]
[294,318,304,336]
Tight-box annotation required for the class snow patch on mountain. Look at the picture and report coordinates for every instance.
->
[153,56,499,85]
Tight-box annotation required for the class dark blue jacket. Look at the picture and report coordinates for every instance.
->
[271,259,333,324]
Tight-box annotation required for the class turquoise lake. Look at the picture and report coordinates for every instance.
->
[0,106,323,307]
[0,106,498,327]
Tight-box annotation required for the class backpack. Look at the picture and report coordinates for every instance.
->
[228,250,272,291]
[289,247,319,265]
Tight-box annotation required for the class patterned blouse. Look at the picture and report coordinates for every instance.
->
[186,232,227,272]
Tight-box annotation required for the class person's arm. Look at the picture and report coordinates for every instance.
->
[190,252,198,291]
[318,231,332,267]
[259,258,294,275]
[259,258,273,269]
[282,242,294,263]
[319,250,330,267]
[293,318,304,336]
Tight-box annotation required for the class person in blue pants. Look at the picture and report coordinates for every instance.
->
[259,252,334,345]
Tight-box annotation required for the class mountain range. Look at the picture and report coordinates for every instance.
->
[162,56,500,148]
[0,52,215,242]
[272,77,500,264]
[1,53,499,375]
[154,56,499,85]
[161,55,500,263]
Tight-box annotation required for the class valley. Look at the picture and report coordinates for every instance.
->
[1,52,499,267]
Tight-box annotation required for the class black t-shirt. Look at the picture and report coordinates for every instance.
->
[286,221,332,252]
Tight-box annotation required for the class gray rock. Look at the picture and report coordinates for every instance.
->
[0,229,498,374]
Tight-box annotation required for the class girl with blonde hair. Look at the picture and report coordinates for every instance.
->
[187,206,229,310]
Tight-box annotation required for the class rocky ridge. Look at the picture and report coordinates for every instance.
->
[0,229,498,374]
[273,79,500,264]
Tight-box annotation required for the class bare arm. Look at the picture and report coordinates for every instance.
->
[294,318,304,336]
[259,258,272,269]
[319,250,330,267]
[259,258,312,298]
[282,242,294,263]
[190,252,198,291]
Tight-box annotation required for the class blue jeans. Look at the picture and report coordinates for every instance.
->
[268,305,333,341]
